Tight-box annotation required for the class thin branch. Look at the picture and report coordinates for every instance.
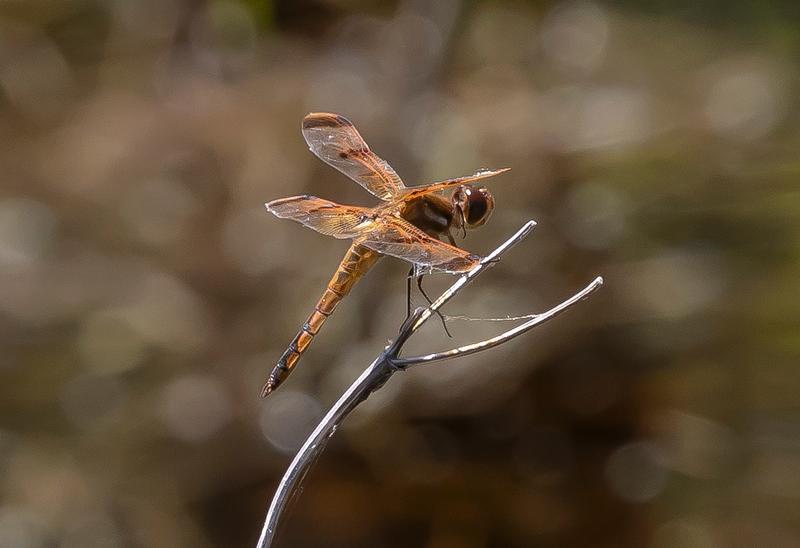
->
[392,276,604,368]
[256,353,393,548]
[256,220,599,548]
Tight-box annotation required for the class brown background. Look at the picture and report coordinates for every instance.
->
[0,1,799,546]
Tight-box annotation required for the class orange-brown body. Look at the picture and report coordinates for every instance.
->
[261,194,460,397]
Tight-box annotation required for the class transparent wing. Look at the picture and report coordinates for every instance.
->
[302,112,406,201]
[265,195,373,239]
[356,215,480,273]
[397,168,510,201]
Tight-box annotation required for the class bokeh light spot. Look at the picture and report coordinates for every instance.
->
[605,440,668,503]
[78,311,149,374]
[540,0,608,75]
[260,390,323,455]
[0,199,57,269]
[705,67,781,141]
[160,375,232,442]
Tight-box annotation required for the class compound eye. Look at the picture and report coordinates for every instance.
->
[465,187,494,227]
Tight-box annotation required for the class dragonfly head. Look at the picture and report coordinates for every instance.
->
[453,185,494,229]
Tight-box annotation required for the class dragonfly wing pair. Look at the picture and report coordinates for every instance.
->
[267,196,480,273]
[271,112,504,272]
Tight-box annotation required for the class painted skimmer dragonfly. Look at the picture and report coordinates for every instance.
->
[262,112,509,396]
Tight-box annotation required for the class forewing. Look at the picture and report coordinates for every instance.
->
[398,168,510,201]
[356,215,480,273]
[266,195,373,239]
[302,112,406,201]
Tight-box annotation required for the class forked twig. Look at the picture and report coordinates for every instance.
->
[256,221,603,548]
[392,275,604,368]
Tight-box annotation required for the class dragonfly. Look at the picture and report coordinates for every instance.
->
[261,112,510,397]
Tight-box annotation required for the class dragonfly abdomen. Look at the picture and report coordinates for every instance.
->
[261,243,379,397]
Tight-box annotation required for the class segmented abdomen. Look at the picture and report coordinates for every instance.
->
[261,243,379,397]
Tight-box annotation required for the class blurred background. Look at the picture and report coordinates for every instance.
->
[1,0,799,546]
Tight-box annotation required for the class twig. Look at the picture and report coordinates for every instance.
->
[256,221,602,548]
[392,276,604,368]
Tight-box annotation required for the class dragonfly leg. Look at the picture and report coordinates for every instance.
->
[417,274,453,338]
[406,266,414,319]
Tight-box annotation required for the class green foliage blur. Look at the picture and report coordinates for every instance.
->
[0,1,798,546]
